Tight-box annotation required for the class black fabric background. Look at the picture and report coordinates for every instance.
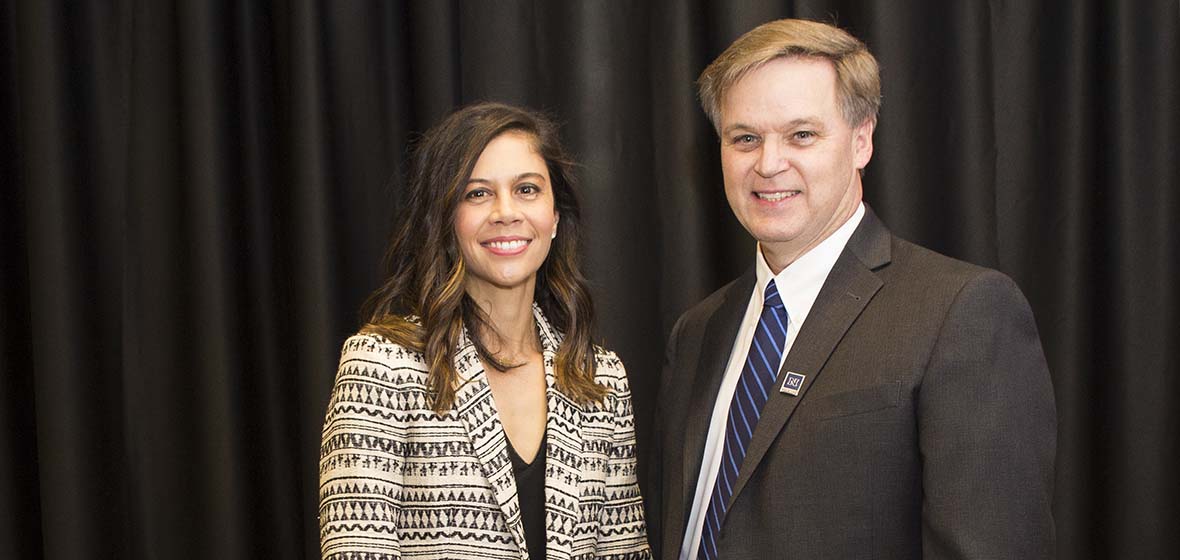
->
[2,1,1177,558]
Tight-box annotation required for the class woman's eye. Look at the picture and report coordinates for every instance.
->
[465,189,489,200]
[518,184,540,196]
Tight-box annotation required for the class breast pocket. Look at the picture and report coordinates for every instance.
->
[802,380,902,421]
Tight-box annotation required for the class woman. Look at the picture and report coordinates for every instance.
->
[318,102,650,560]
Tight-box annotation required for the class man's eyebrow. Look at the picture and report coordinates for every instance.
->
[721,123,753,136]
[785,117,823,128]
[721,117,824,136]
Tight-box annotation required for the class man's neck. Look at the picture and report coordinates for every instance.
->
[762,192,863,274]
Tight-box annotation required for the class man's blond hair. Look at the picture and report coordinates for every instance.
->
[698,19,881,133]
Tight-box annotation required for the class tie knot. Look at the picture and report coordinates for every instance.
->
[763,279,784,309]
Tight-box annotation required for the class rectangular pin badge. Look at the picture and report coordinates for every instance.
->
[780,372,806,396]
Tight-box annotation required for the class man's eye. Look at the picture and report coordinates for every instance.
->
[734,134,758,144]
[794,131,816,141]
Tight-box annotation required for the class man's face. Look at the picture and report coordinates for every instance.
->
[719,56,874,272]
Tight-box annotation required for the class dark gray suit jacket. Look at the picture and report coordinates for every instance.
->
[646,207,1056,559]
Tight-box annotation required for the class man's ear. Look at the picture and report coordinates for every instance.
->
[853,118,875,170]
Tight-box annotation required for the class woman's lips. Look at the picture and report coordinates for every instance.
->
[481,237,531,255]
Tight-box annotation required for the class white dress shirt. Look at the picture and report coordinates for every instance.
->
[679,202,865,560]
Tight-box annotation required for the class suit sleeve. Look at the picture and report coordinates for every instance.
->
[597,356,653,559]
[318,337,404,559]
[918,270,1056,559]
[643,313,685,558]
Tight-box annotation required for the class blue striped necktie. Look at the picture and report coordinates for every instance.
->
[698,279,789,560]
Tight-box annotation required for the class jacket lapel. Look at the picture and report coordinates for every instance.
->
[453,327,528,556]
[680,269,756,525]
[535,306,582,560]
[726,207,892,511]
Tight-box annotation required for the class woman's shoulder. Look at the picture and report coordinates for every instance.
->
[340,315,422,353]
[333,331,435,407]
[330,331,434,418]
[341,329,400,353]
[590,344,631,391]
[339,330,428,370]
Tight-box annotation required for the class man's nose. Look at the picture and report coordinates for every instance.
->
[754,139,791,177]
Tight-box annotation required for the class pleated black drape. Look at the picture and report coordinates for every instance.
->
[2,1,1177,558]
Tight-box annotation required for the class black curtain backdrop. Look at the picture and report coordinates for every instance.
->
[2,1,1177,558]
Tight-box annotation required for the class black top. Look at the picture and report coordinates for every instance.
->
[507,432,547,559]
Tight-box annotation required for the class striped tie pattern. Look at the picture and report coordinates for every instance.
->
[698,279,789,560]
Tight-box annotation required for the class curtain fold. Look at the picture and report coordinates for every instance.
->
[3,1,1177,558]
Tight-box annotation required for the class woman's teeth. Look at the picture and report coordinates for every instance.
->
[487,240,528,250]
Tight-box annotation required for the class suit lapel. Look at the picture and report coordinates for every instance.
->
[679,269,756,525]
[453,327,528,556]
[536,307,581,560]
[726,207,892,512]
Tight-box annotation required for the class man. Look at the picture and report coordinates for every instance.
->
[647,19,1056,559]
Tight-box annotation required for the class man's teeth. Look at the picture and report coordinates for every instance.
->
[756,191,797,201]
[488,240,528,250]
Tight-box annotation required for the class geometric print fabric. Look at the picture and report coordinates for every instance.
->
[318,308,651,559]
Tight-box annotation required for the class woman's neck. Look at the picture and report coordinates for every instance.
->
[465,281,539,360]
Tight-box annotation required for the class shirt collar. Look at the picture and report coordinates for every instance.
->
[754,202,866,322]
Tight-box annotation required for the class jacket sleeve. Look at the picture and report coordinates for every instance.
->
[918,270,1056,558]
[597,356,654,559]
[643,312,686,558]
[318,336,404,560]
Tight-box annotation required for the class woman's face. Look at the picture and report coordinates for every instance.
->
[454,131,558,299]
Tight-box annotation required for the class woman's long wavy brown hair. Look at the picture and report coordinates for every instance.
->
[360,102,606,414]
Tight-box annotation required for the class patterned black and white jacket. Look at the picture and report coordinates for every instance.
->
[319,306,651,560]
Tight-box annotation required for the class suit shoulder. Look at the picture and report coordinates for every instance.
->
[674,273,749,329]
[887,237,1033,319]
[889,237,1019,291]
